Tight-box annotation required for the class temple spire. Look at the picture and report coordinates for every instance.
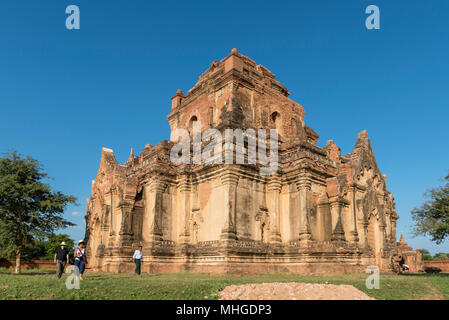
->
[128,148,134,162]
[399,232,407,245]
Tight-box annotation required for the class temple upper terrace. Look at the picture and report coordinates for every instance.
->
[169,48,290,111]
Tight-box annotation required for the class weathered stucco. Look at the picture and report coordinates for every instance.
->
[85,49,411,274]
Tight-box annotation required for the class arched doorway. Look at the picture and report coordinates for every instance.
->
[271,112,280,128]
[189,115,198,135]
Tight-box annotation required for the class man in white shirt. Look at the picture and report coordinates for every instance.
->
[132,246,143,276]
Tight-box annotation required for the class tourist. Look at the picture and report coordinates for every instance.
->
[74,240,88,280]
[54,241,69,279]
[133,245,143,276]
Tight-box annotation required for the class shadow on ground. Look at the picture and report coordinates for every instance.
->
[400,272,449,277]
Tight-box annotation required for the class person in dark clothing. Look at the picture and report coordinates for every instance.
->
[54,242,69,279]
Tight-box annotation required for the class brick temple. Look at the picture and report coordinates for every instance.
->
[84,49,415,274]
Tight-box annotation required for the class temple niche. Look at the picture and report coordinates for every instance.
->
[84,48,411,274]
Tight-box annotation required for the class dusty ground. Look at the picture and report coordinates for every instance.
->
[219,282,375,300]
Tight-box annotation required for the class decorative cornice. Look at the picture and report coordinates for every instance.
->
[328,196,350,206]
[147,178,167,192]
[220,170,239,186]
[267,179,282,192]
[296,172,311,190]
[177,176,191,192]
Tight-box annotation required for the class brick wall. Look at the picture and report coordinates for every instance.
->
[0,259,55,270]
[423,259,449,272]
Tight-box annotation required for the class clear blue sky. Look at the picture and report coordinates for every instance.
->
[1,1,448,254]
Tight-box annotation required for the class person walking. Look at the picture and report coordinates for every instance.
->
[54,242,69,279]
[74,240,88,280]
[132,246,143,276]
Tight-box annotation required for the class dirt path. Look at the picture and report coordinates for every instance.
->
[219,282,375,300]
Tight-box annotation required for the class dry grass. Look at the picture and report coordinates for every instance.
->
[0,268,448,300]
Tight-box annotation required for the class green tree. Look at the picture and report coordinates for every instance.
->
[418,249,433,261]
[0,226,46,260]
[433,252,449,260]
[43,233,75,260]
[412,174,449,244]
[0,151,76,273]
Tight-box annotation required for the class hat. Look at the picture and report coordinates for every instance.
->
[78,240,85,244]
[60,242,66,246]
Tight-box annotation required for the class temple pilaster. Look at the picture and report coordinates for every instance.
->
[118,200,134,244]
[391,215,398,244]
[347,185,360,244]
[107,188,119,247]
[109,188,117,237]
[220,170,239,241]
[143,178,166,243]
[267,177,282,243]
[296,172,312,245]
[329,196,347,242]
[178,175,191,244]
